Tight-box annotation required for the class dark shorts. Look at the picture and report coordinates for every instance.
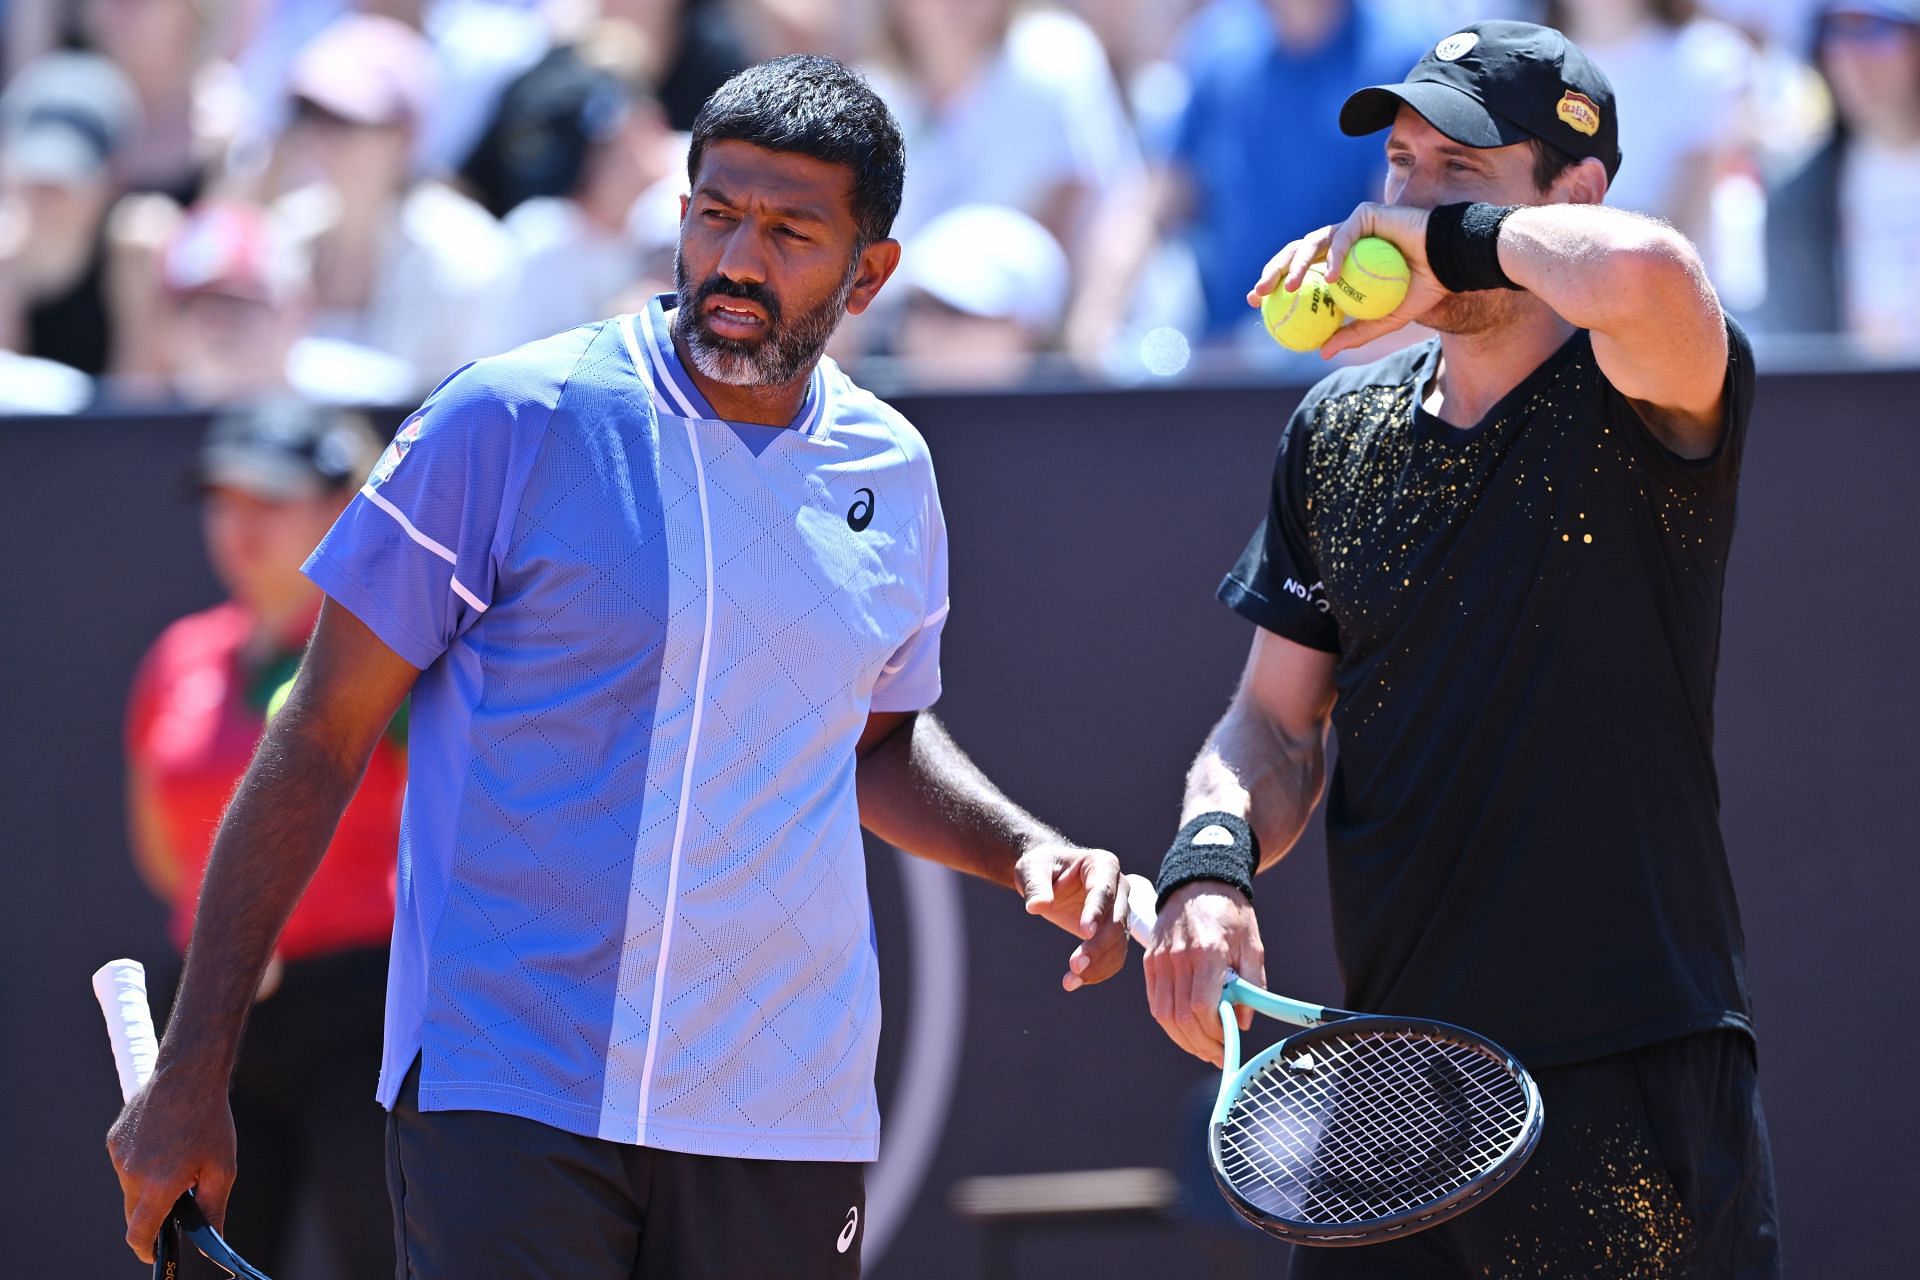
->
[385,1060,866,1280]
[1287,1030,1780,1280]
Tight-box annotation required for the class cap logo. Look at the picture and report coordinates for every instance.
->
[1434,32,1478,61]
[1556,90,1601,137]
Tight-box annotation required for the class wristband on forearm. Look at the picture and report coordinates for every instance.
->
[1155,811,1260,908]
[1425,202,1523,294]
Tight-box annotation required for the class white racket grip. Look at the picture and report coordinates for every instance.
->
[1123,873,1158,946]
[92,959,160,1103]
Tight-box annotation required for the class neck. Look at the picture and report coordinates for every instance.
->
[671,324,813,427]
[1427,303,1576,428]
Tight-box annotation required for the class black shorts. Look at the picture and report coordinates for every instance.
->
[385,1059,866,1279]
[1287,1030,1780,1280]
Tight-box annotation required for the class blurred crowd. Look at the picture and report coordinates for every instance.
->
[0,0,1914,411]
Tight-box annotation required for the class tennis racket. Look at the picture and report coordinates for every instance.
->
[1125,874,1543,1246]
[93,959,273,1279]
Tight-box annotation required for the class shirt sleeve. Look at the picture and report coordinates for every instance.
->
[1607,313,1755,493]
[870,458,949,712]
[302,363,542,669]
[1217,407,1341,653]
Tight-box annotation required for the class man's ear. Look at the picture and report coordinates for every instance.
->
[845,238,902,316]
[1553,156,1610,206]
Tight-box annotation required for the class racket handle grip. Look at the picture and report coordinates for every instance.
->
[1123,873,1159,945]
[92,959,159,1103]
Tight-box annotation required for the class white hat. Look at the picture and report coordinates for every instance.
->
[899,204,1069,332]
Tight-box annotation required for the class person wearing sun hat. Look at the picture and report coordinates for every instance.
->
[1143,20,1780,1278]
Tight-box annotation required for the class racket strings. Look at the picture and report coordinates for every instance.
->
[1216,1028,1533,1228]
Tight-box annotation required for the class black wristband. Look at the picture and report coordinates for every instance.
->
[1156,812,1260,908]
[1425,202,1522,294]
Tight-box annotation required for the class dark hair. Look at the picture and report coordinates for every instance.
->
[686,54,906,247]
[1544,0,1696,31]
[1528,136,1580,192]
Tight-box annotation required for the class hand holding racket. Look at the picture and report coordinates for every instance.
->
[1126,874,1543,1246]
[95,960,272,1278]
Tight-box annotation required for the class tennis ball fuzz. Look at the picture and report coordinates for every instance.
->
[1328,237,1410,321]
[1262,264,1342,352]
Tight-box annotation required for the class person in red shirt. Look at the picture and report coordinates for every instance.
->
[124,399,400,1277]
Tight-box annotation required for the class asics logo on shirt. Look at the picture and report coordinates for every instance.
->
[847,488,875,532]
[837,1205,859,1253]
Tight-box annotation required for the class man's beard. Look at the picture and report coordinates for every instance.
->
[1420,286,1531,337]
[672,246,859,388]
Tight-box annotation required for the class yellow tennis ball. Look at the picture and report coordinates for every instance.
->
[1261,264,1343,352]
[1327,236,1410,321]
[266,675,296,721]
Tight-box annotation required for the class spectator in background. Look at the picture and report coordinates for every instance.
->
[0,51,139,377]
[1065,0,1425,358]
[153,198,415,405]
[1548,0,1761,302]
[599,0,752,129]
[894,202,1070,386]
[125,398,400,1280]
[1764,0,1920,353]
[270,12,516,390]
[867,0,1142,257]
[79,0,240,203]
[462,21,681,348]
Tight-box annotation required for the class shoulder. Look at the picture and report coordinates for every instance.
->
[820,359,936,473]
[401,322,617,449]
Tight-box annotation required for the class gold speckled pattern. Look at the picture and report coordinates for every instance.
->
[1490,1124,1695,1278]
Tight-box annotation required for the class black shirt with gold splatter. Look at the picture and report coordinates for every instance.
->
[1220,318,1756,1069]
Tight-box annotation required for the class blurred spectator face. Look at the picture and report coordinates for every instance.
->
[163,202,306,404]
[281,14,432,203]
[201,485,345,612]
[896,296,1038,384]
[81,0,204,98]
[283,101,413,205]
[893,203,1068,385]
[0,52,139,294]
[196,402,376,611]
[887,0,1016,70]
[1819,7,1920,143]
[673,140,875,386]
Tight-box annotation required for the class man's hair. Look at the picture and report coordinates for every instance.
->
[687,55,906,248]
[1529,136,1580,193]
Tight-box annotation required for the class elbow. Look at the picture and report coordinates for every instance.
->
[1612,224,1713,310]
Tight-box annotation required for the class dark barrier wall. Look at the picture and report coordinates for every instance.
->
[2,368,1913,1276]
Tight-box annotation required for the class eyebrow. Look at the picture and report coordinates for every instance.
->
[1385,138,1489,163]
[693,185,832,226]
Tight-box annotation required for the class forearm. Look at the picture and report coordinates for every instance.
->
[1494,203,1716,338]
[156,705,371,1085]
[855,712,1061,892]
[1182,699,1325,874]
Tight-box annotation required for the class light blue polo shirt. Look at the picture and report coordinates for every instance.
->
[304,297,949,1160]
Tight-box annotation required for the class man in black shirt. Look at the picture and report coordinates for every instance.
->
[1141,22,1779,1279]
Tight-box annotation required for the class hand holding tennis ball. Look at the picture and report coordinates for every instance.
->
[1262,263,1344,352]
[1326,237,1411,321]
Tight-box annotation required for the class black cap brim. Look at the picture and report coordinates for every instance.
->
[1339,81,1533,150]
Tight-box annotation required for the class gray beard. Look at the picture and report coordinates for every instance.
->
[672,247,859,388]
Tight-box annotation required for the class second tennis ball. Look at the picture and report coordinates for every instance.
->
[1328,236,1411,320]
[1262,264,1343,352]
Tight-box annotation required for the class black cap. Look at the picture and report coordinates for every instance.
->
[196,400,381,500]
[1340,21,1621,181]
[460,46,637,217]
